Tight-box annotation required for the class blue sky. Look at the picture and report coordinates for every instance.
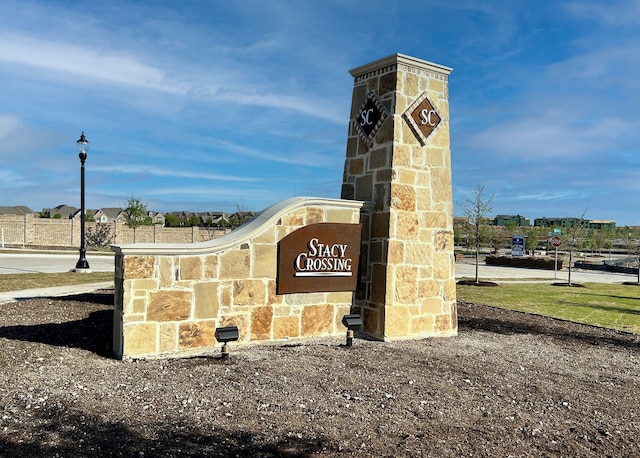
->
[1,1,640,225]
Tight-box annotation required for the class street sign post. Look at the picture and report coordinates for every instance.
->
[550,237,562,278]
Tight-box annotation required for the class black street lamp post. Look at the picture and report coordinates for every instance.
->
[75,132,90,271]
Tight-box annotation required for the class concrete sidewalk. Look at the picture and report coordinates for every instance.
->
[0,282,114,305]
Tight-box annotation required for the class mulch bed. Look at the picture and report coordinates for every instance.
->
[1,291,639,457]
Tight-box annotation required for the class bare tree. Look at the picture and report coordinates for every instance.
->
[460,185,495,283]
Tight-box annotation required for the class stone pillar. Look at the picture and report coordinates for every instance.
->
[342,53,457,340]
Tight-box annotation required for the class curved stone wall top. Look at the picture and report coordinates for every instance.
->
[110,196,365,256]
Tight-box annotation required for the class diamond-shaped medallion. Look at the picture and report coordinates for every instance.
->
[353,92,389,142]
[403,92,442,145]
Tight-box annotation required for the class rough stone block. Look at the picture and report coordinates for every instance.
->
[251,306,273,340]
[273,316,300,339]
[194,282,219,319]
[384,306,410,338]
[305,207,324,225]
[147,290,192,322]
[159,323,178,353]
[301,304,333,336]
[252,244,277,278]
[178,321,216,349]
[203,255,219,278]
[233,279,267,306]
[124,255,155,280]
[394,265,418,303]
[219,250,251,280]
[123,323,156,355]
[180,256,202,280]
[391,184,416,211]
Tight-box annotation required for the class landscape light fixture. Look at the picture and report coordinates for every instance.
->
[341,314,362,347]
[74,132,90,271]
[215,326,239,359]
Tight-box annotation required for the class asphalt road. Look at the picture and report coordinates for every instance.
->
[0,252,115,274]
[1,251,636,285]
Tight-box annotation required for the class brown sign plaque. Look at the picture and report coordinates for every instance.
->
[402,92,442,145]
[277,223,362,294]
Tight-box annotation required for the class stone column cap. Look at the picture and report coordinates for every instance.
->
[349,53,452,78]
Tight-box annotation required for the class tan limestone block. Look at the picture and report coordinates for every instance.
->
[250,306,274,340]
[404,242,433,266]
[421,297,443,315]
[425,149,446,168]
[252,244,277,278]
[415,169,432,186]
[219,249,251,279]
[220,314,249,341]
[301,304,334,336]
[178,321,216,349]
[159,323,178,353]
[435,314,454,333]
[410,315,435,334]
[443,279,457,302]
[395,93,407,113]
[394,212,419,241]
[416,187,433,211]
[396,169,416,185]
[410,147,427,169]
[419,279,441,298]
[233,279,267,306]
[267,280,283,305]
[123,313,146,323]
[147,290,192,322]
[220,284,232,307]
[391,144,411,168]
[284,292,327,306]
[273,316,300,339]
[423,211,448,228]
[159,257,174,287]
[132,298,147,314]
[429,78,444,94]
[124,255,155,280]
[180,256,202,280]
[327,291,353,304]
[194,282,219,319]
[404,73,420,97]
[390,184,416,211]
[252,228,277,244]
[394,265,418,304]
[305,207,325,225]
[131,279,158,293]
[434,252,454,280]
[325,208,357,224]
[282,213,304,227]
[203,255,219,278]
[431,168,452,202]
[335,305,352,330]
[273,305,292,317]
[123,323,156,355]
[384,305,410,338]
[434,230,454,251]
[387,240,404,264]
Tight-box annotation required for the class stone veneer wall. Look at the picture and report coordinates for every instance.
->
[342,53,457,340]
[111,197,364,359]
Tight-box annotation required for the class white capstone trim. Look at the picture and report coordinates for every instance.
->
[111,197,365,256]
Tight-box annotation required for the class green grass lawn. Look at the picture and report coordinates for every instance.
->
[457,282,640,335]
[0,272,114,293]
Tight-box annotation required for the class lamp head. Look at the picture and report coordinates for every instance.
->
[76,132,89,157]
[215,326,239,343]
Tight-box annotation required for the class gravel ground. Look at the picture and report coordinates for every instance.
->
[1,290,639,457]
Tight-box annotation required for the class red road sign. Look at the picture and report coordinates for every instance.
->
[550,236,562,247]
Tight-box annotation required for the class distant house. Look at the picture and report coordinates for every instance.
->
[94,208,124,223]
[0,206,34,216]
[42,204,78,219]
[147,211,165,225]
